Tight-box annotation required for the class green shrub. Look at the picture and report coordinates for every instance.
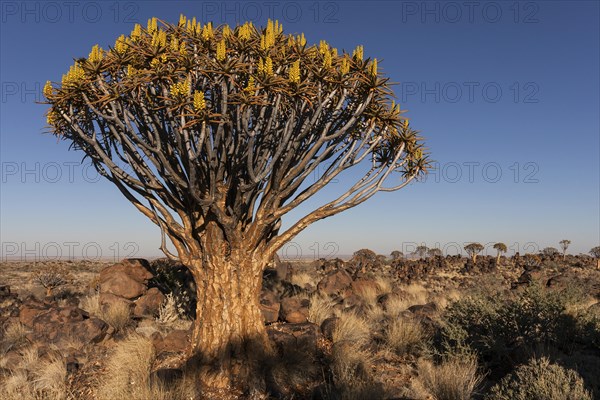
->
[485,357,591,400]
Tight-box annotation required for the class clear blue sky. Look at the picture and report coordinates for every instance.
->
[1,1,598,261]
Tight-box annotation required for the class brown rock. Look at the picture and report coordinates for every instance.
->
[99,259,153,284]
[19,301,49,328]
[351,279,379,295]
[320,317,339,341]
[317,270,352,296]
[100,272,147,299]
[99,293,133,312]
[408,302,438,318]
[267,323,319,355]
[279,297,309,324]
[153,329,190,354]
[260,291,280,324]
[30,306,108,347]
[133,288,165,317]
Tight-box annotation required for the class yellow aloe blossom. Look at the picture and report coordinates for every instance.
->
[150,54,167,68]
[245,76,255,92]
[288,60,300,84]
[127,65,137,76]
[216,39,226,61]
[297,33,306,46]
[193,90,206,111]
[403,119,409,129]
[88,44,103,63]
[170,36,179,52]
[131,24,142,42]
[62,64,86,87]
[115,34,128,54]
[341,58,350,75]
[178,14,186,28]
[331,48,338,58]
[319,40,328,55]
[179,42,187,56]
[222,25,232,38]
[353,45,363,61]
[186,18,196,34]
[257,58,264,74]
[202,22,213,41]
[43,81,53,98]
[170,81,190,97]
[261,19,277,49]
[151,30,167,48]
[46,110,58,125]
[370,58,377,76]
[264,56,273,76]
[323,50,332,69]
[287,36,295,47]
[238,21,252,41]
[147,17,158,34]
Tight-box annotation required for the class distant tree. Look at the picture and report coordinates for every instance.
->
[559,240,571,260]
[464,242,484,263]
[414,245,428,258]
[33,265,72,297]
[390,250,403,260]
[493,242,507,264]
[427,248,442,257]
[591,247,600,269]
[542,247,560,257]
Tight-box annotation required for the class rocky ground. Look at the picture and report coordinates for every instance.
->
[0,252,599,399]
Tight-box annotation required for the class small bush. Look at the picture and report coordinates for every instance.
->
[385,318,428,355]
[332,312,371,345]
[485,357,591,400]
[414,357,482,400]
[32,264,72,297]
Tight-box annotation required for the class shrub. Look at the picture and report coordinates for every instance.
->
[32,264,72,297]
[385,318,428,355]
[485,357,591,400]
[414,357,482,400]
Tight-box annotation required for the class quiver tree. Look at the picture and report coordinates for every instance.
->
[414,245,428,258]
[559,239,571,260]
[493,242,507,264]
[43,16,428,391]
[464,242,484,263]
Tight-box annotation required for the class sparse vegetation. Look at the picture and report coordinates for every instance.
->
[413,357,482,400]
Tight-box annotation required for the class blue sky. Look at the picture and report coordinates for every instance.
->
[1,1,598,261]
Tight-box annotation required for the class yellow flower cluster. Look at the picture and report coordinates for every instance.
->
[170,80,190,97]
[403,119,409,129]
[216,39,226,61]
[170,36,179,52]
[186,17,199,34]
[127,65,137,76]
[131,24,142,42]
[150,54,167,68]
[115,34,128,54]
[257,57,273,76]
[260,19,281,50]
[323,50,332,69]
[193,90,206,111]
[179,42,187,56]
[43,81,53,97]
[341,58,350,75]
[222,25,232,38]
[151,30,167,48]
[46,110,57,125]
[353,45,364,61]
[288,60,300,84]
[178,14,186,28]
[62,63,85,87]
[331,48,338,58]
[245,76,255,91]
[238,21,253,41]
[147,17,158,34]
[370,58,377,76]
[88,44,103,63]
[319,40,328,54]
[296,33,306,47]
[202,22,214,41]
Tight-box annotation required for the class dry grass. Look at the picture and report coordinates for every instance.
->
[385,318,428,355]
[308,293,335,326]
[404,283,429,304]
[385,294,412,318]
[413,357,482,400]
[1,322,30,355]
[290,272,316,289]
[31,355,67,398]
[80,292,102,316]
[157,293,181,325]
[332,311,371,345]
[97,333,196,400]
[102,301,132,332]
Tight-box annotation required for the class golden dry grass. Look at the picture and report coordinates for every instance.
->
[384,318,428,355]
[413,357,482,400]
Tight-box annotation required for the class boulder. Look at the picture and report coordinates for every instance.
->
[99,259,153,284]
[260,291,281,324]
[134,288,165,317]
[152,329,190,355]
[320,317,339,341]
[279,297,310,324]
[267,322,319,355]
[100,273,147,299]
[29,306,108,347]
[407,302,438,318]
[317,269,352,296]
[99,293,133,312]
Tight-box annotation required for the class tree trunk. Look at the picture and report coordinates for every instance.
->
[496,253,500,264]
[185,247,273,394]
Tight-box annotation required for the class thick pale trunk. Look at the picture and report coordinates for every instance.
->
[186,250,272,393]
